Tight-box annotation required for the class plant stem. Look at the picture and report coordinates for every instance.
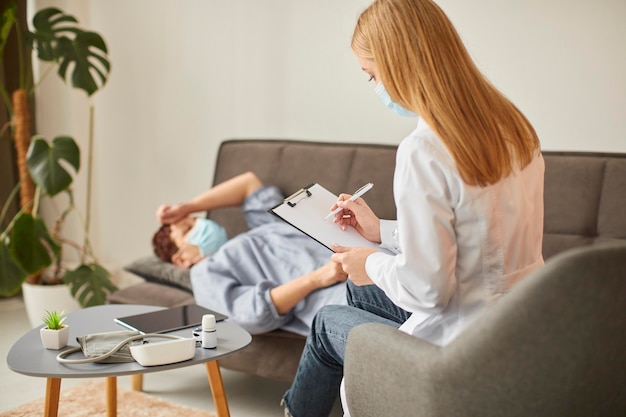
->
[29,63,55,94]
[54,189,96,265]
[86,105,94,238]
[0,84,12,116]
[32,186,41,216]
[0,183,21,231]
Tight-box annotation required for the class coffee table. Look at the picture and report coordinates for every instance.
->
[6,304,251,417]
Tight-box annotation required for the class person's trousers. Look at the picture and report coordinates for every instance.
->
[282,280,410,417]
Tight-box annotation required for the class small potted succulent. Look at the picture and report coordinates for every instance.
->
[40,310,70,350]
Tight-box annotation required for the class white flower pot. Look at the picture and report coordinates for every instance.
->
[40,325,70,350]
[22,282,81,328]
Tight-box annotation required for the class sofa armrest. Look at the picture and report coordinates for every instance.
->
[344,244,626,417]
[344,323,439,417]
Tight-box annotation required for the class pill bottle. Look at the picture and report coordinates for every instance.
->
[201,314,217,349]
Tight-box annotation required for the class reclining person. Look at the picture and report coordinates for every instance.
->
[152,171,347,336]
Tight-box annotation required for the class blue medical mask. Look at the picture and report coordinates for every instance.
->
[374,82,418,118]
[186,218,228,257]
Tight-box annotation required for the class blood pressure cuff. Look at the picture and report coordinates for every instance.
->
[76,330,142,363]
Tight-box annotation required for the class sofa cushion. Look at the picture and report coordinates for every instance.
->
[107,281,195,307]
[123,255,192,292]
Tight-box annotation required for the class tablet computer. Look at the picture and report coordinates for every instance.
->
[114,304,228,334]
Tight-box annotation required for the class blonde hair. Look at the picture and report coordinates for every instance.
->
[352,0,540,186]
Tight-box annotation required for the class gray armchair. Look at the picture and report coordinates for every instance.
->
[344,243,626,417]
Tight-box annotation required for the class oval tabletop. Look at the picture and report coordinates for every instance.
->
[6,304,251,379]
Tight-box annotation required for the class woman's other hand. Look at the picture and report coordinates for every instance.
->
[331,245,376,286]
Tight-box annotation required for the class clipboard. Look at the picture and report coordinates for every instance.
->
[270,183,393,255]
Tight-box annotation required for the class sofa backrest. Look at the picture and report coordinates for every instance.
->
[208,139,398,238]
[209,140,626,259]
[542,151,626,259]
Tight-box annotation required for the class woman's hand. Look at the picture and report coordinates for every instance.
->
[330,195,381,242]
[331,245,376,286]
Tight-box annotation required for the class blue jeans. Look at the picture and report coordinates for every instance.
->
[282,281,411,417]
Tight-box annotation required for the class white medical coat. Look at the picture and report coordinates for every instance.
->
[367,119,545,346]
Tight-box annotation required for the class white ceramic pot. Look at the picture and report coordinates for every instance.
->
[22,282,81,328]
[40,325,70,349]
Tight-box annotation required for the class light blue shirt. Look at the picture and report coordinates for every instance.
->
[190,186,347,336]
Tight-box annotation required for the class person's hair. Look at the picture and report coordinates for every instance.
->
[152,224,178,263]
[352,0,540,186]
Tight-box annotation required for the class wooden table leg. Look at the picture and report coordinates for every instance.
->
[130,374,143,391]
[44,377,61,417]
[105,376,117,417]
[205,360,230,417]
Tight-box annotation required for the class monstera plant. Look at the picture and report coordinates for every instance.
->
[0,4,115,307]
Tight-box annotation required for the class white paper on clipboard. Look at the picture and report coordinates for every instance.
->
[269,183,393,255]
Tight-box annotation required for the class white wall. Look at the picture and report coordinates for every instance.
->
[32,0,626,283]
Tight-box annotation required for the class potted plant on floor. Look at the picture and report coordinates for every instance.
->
[40,309,69,349]
[0,4,115,322]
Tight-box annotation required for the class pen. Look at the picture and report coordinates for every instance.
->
[324,182,374,220]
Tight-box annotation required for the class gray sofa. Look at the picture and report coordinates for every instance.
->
[109,139,626,386]
[110,138,398,382]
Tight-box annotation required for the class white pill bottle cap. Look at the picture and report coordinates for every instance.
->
[202,314,216,331]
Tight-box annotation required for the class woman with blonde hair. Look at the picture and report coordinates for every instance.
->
[282,0,544,416]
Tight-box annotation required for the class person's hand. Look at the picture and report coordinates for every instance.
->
[330,195,381,242]
[171,243,205,269]
[157,203,189,224]
[331,245,376,286]
[310,261,348,289]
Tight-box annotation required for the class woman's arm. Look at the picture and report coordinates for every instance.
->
[367,136,458,313]
[157,171,263,224]
[269,262,347,315]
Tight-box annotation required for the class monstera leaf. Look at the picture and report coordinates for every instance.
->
[0,242,26,296]
[64,263,116,307]
[26,136,80,197]
[27,7,110,96]
[0,3,16,57]
[8,213,61,274]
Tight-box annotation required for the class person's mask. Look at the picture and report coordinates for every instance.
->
[374,82,418,118]
[186,218,228,257]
